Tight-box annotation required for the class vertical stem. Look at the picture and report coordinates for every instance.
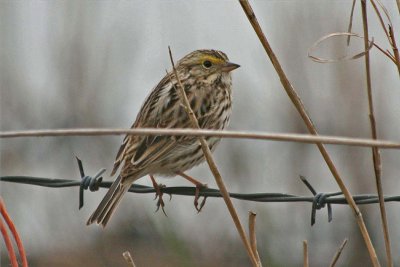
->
[168,48,260,267]
[361,2,393,267]
[238,1,380,266]
[249,211,263,266]
[303,240,309,267]
[388,25,400,77]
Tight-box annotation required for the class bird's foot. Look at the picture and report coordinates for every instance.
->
[149,175,168,216]
[175,172,208,212]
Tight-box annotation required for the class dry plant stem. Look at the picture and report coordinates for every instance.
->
[308,32,375,63]
[122,251,137,267]
[168,47,259,267]
[361,2,393,267]
[2,129,400,149]
[397,0,400,14]
[238,1,380,266]
[389,25,400,76]
[372,43,397,64]
[369,0,400,76]
[346,2,396,65]
[329,239,348,267]
[248,212,262,266]
[303,240,308,267]
[347,0,357,45]
[369,0,390,40]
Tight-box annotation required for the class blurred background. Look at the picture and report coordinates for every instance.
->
[1,1,399,266]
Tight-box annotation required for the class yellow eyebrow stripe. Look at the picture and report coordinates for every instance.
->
[199,55,225,65]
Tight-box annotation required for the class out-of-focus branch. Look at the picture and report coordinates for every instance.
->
[122,251,137,267]
[0,198,28,267]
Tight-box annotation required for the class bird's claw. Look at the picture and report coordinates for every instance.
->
[194,184,208,212]
[155,192,168,217]
[151,180,168,216]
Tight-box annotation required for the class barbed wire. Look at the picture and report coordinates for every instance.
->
[1,128,400,149]
[1,158,398,226]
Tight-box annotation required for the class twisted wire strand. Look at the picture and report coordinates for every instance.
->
[1,158,399,226]
[1,175,398,204]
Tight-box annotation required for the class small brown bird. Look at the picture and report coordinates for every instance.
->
[87,49,239,227]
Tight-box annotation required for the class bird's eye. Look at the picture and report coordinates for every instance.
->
[202,60,212,68]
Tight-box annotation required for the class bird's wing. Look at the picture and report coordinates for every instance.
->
[110,71,194,177]
[110,121,135,176]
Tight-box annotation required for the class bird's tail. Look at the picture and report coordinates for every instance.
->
[86,175,130,227]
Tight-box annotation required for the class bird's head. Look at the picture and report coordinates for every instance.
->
[176,50,240,82]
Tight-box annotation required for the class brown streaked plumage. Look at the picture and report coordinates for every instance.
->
[87,49,240,227]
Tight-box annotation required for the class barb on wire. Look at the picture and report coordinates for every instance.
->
[76,157,105,209]
[300,176,342,225]
[1,159,399,225]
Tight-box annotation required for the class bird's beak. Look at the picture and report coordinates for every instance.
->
[222,62,240,72]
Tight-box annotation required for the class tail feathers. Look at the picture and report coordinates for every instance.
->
[87,175,130,227]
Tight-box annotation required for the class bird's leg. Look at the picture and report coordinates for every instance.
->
[176,171,207,212]
[149,175,167,216]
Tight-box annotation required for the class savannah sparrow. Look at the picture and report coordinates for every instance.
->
[87,49,240,227]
